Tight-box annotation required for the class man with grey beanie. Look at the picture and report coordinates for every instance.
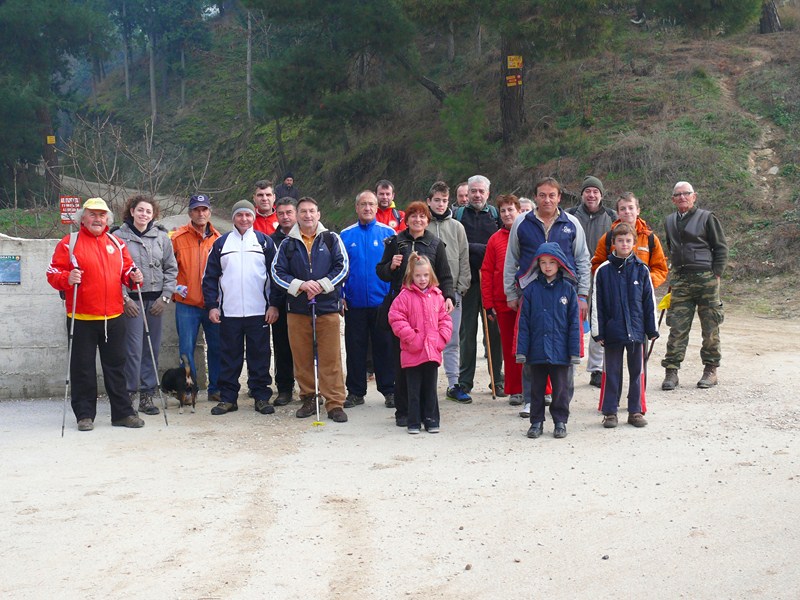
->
[566,175,617,387]
[202,200,279,415]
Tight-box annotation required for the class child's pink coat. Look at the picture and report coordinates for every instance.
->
[388,284,453,369]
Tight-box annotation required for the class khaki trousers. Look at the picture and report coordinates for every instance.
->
[287,312,346,410]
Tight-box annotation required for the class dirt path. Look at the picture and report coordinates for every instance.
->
[2,307,799,599]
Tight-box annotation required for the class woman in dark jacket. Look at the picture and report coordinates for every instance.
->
[376,201,454,427]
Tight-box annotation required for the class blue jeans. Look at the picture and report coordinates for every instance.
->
[175,302,220,394]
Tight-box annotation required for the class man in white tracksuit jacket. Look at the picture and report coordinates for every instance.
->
[202,200,279,416]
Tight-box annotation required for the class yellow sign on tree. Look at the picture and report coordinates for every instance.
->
[507,55,523,70]
[46,135,56,145]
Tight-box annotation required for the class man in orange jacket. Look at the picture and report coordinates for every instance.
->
[47,198,145,431]
[171,194,222,401]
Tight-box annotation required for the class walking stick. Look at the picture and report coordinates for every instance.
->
[310,298,324,427]
[646,287,671,362]
[134,278,169,426]
[478,274,497,399]
[62,282,79,437]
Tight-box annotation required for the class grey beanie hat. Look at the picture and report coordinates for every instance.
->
[581,176,605,196]
[232,199,256,218]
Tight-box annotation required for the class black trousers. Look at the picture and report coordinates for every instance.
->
[405,361,440,429]
[345,306,394,397]
[271,308,295,393]
[220,315,272,405]
[525,363,570,425]
[69,316,136,422]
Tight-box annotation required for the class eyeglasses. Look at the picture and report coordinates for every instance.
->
[672,191,694,198]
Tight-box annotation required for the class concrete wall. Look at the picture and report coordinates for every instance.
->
[0,232,208,399]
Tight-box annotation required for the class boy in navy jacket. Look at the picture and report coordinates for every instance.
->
[591,223,659,428]
[515,242,580,439]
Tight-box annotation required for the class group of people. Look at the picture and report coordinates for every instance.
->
[48,174,727,438]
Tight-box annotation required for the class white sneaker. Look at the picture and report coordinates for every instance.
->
[519,403,530,418]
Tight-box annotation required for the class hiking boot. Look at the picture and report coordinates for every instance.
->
[589,371,603,388]
[553,422,567,439]
[77,418,94,431]
[111,415,145,428]
[138,392,160,416]
[395,415,408,428]
[446,384,472,404]
[493,383,507,398]
[627,413,648,427]
[210,402,238,415]
[208,391,221,403]
[254,399,275,415]
[519,403,530,418]
[273,391,293,406]
[327,407,348,423]
[343,394,365,408]
[661,368,679,391]
[527,422,543,439]
[697,365,718,389]
[602,414,618,428]
[384,393,395,408]
[296,396,319,419]
[509,394,523,406]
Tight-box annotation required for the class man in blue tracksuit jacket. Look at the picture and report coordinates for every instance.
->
[339,191,396,408]
[271,197,350,423]
[203,200,278,416]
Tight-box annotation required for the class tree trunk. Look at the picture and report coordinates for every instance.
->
[393,54,447,103]
[180,47,186,109]
[247,11,252,121]
[759,1,782,33]
[500,36,525,145]
[149,37,157,125]
[447,19,455,62]
[476,16,482,56]
[122,0,130,101]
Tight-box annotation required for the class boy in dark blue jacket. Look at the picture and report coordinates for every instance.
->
[515,242,580,439]
[591,223,659,428]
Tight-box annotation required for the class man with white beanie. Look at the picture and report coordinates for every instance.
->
[202,200,279,415]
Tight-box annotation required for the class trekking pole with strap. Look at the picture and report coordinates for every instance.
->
[309,297,324,427]
[133,271,169,426]
[62,281,79,438]
[646,287,671,362]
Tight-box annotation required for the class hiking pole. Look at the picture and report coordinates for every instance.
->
[646,286,671,362]
[133,275,169,426]
[309,297,324,427]
[62,282,79,437]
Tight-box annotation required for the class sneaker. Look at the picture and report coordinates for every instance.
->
[384,393,395,408]
[343,394,365,408]
[208,391,221,403]
[328,407,348,423]
[407,426,421,434]
[446,384,472,404]
[627,413,648,427]
[426,425,440,434]
[138,392,160,416]
[211,402,238,415]
[77,418,94,432]
[602,413,618,428]
[519,403,530,418]
[527,422,543,438]
[509,394,523,406]
[544,394,552,406]
[589,371,603,388]
[111,415,145,428]
[395,415,408,428]
[273,391,293,406]
[254,399,275,415]
[553,422,567,439]
[295,396,319,419]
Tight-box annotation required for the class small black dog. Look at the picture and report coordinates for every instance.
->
[160,354,197,413]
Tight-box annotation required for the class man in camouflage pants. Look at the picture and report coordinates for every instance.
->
[661,181,728,390]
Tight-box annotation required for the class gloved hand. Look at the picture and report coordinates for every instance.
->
[149,297,168,316]
[124,298,139,318]
[485,308,496,321]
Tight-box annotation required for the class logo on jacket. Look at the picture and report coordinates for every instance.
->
[562,225,573,234]
[634,280,640,286]
[373,240,379,247]
[389,220,398,228]
[106,245,116,254]
[560,296,568,305]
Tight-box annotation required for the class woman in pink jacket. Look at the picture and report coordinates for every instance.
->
[389,253,453,434]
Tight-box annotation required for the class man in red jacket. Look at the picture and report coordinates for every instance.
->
[47,198,145,431]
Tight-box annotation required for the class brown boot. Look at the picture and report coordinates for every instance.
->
[138,392,160,415]
[661,368,679,391]
[697,365,718,389]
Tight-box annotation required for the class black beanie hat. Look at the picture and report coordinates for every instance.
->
[581,176,605,197]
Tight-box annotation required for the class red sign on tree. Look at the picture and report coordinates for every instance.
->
[60,196,82,224]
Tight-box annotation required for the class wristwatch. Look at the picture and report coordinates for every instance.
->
[162,296,171,304]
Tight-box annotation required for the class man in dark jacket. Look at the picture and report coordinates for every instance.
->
[452,174,503,401]
[271,197,350,422]
[661,181,728,390]
[274,172,300,200]
[340,191,396,409]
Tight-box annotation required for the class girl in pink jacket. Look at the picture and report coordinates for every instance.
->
[389,253,453,434]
